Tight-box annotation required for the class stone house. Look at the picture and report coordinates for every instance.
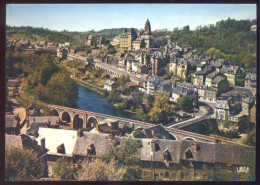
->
[5,134,48,177]
[33,127,255,180]
[197,85,217,103]
[215,99,230,121]
[220,65,245,87]
[244,73,256,89]
[103,80,116,92]
[146,76,161,95]
[169,58,189,80]
[5,115,20,135]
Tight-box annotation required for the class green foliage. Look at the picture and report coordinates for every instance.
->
[148,91,173,124]
[241,53,256,71]
[242,128,256,146]
[115,75,129,86]
[7,26,74,43]
[76,158,127,181]
[107,43,116,54]
[53,157,75,180]
[47,72,78,107]
[175,95,193,111]
[171,18,256,68]
[117,99,130,110]
[135,106,148,122]
[103,137,141,167]
[103,89,109,98]
[5,147,44,181]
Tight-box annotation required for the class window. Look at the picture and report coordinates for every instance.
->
[165,172,169,178]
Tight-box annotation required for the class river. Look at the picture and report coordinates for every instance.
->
[76,85,136,119]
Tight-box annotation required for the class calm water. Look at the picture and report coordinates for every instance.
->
[76,86,136,119]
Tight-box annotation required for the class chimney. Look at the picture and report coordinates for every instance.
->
[40,138,45,151]
[132,123,135,131]
[152,130,155,137]
[77,129,83,137]
[194,142,198,152]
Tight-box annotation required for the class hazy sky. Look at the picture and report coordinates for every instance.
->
[6,4,256,32]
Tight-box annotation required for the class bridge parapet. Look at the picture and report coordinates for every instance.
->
[47,105,239,145]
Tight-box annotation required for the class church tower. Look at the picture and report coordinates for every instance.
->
[144,19,151,35]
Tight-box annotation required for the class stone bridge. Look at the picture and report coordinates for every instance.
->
[48,104,237,145]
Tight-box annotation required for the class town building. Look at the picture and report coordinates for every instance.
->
[220,65,245,86]
[5,115,20,135]
[215,99,230,121]
[103,80,116,92]
[244,73,256,89]
[146,76,161,95]
[119,28,137,51]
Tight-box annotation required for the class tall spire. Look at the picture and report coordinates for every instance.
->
[144,19,151,35]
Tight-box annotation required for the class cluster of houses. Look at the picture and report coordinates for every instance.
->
[6,38,63,55]
[5,110,255,180]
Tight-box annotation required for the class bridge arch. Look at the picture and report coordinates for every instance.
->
[183,137,197,141]
[87,116,98,128]
[72,113,85,129]
[169,133,178,141]
[50,109,59,117]
[61,111,72,124]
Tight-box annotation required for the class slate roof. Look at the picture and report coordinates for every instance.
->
[221,65,240,74]
[5,134,23,149]
[172,86,189,95]
[132,125,176,140]
[180,140,216,164]
[139,139,182,164]
[195,66,213,75]
[212,76,225,84]
[245,73,256,81]
[29,116,60,126]
[206,71,218,79]
[104,80,115,86]
[198,85,217,92]
[233,87,254,98]
[26,122,48,135]
[5,134,47,155]
[215,144,255,166]
[147,76,161,85]
[216,99,230,109]
[5,115,19,128]
[242,96,256,104]
[73,132,111,157]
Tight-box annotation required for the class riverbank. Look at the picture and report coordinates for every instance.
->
[71,76,105,96]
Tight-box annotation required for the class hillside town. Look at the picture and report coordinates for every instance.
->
[5,19,256,181]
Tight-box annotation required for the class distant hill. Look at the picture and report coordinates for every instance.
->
[171,18,256,69]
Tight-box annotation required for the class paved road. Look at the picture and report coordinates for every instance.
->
[94,61,141,82]
[168,110,214,129]
[167,101,216,129]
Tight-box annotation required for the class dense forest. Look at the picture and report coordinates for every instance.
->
[171,18,256,70]
[6,51,78,107]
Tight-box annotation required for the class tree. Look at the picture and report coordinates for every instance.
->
[103,137,141,167]
[53,157,75,180]
[76,159,127,181]
[148,91,173,124]
[135,106,148,121]
[5,147,44,181]
[48,72,78,107]
[176,95,193,111]
[102,137,141,180]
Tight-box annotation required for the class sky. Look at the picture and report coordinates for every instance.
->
[6,4,257,32]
